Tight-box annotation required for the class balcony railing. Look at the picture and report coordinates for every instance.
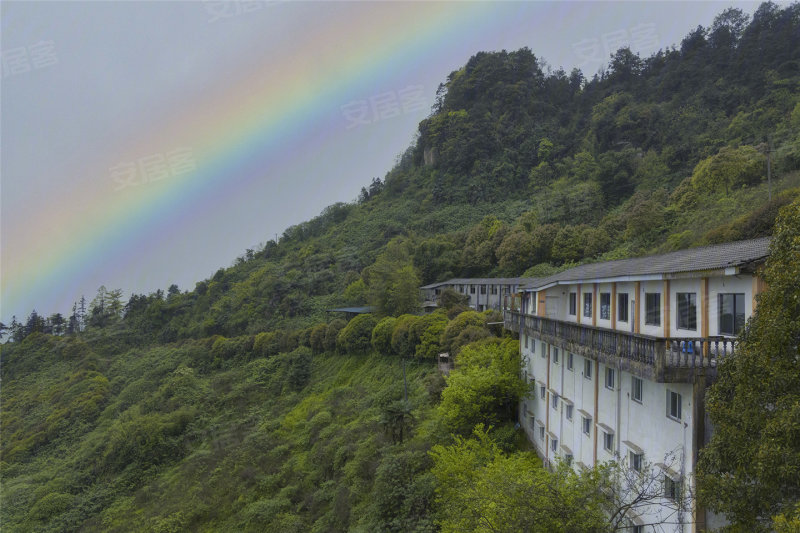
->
[504,310,736,382]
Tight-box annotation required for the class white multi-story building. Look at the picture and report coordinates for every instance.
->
[505,237,770,533]
[420,277,533,312]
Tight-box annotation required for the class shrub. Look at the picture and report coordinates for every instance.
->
[371,317,397,355]
[391,315,420,357]
[336,314,379,354]
[324,319,347,353]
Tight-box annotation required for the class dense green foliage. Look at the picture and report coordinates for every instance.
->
[3,4,800,530]
[431,428,610,533]
[0,328,445,532]
[698,199,800,530]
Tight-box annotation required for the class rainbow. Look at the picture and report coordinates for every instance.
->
[1,2,543,318]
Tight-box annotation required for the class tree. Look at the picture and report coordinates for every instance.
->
[365,238,422,316]
[25,310,45,336]
[309,323,328,354]
[390,314,420,357]
[48,313,65,336]
[430,426,609,533]
[371,317,397,355]
[324,319,347,353]
[336,314,378,354]
[690,145,765,195]
[414,312,449,360]
[437,288,469,310]
[440,310,486,355]
[167,284,181,298]
[697,199,800,529]
[437,339,528,435]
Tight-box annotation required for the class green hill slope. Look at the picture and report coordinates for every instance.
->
[3,3,800,531]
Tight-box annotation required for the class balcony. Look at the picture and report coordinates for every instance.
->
[504,310,736,383]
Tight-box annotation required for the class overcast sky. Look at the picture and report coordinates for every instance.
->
[1,1,768,324]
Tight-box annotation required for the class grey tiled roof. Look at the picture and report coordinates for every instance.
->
[524,237,771,290]
[420,277,537,289]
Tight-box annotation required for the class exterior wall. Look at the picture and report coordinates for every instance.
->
[522,332,697,532]
[423,281,522,312]
[520,274,754,340]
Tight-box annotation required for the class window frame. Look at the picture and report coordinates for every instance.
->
[582,416,592,436]
[552,393,559,410]
[676,292,697,331]
[631,376,643,403]
[666,389,682,421]
[605,367,615,390]
[645,292,661,326]
[553,347,559,364]
[600,292,611,320]
[566,404,573,421]
[551,437,558,453]
[540,385,546,400]
[664,476,682,501]
[630,451,643,472]
[584,359,593,379]
[569,292,577,316]
[618,292,629,323]
[567,352,574,371]
[603,431,614,452]
[718,293,745,336]
[583,292,593,318]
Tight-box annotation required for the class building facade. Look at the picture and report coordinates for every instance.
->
[505,238,770,532]
[420,277,534,312]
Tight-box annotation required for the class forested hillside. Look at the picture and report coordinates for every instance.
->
[2,3,800,531]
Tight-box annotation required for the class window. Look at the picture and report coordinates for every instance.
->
[583,292,593,318]
[664,476,681,500]
[540,342,546,358]
[552,393,559,410]
[582,416,592,435]
[605,367,615,390]
[603,431,614,452]
[524,335,528,349]
[618,293,629,322]
[569,293,577,315]
[470,286,476,294]
[719,293,745,336]
[529,416,536,430]
[677,292,697,330]
[551,438,558,452]
[630,451,643,472]
[566,404,573,421]
[567,352,574,371]
[531,339,536,354]
[600,292,611,320]
[584,359,593,379]
[632,525,644,533]
[564,454,573,467]
[539,425,545,441]
[491,286,498,295]
[666,390,682,420]
[631,376,643,403]
[645,293,661,326]
[480,285,486,294]
[540,385,546,400]
[553,348,559,364]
